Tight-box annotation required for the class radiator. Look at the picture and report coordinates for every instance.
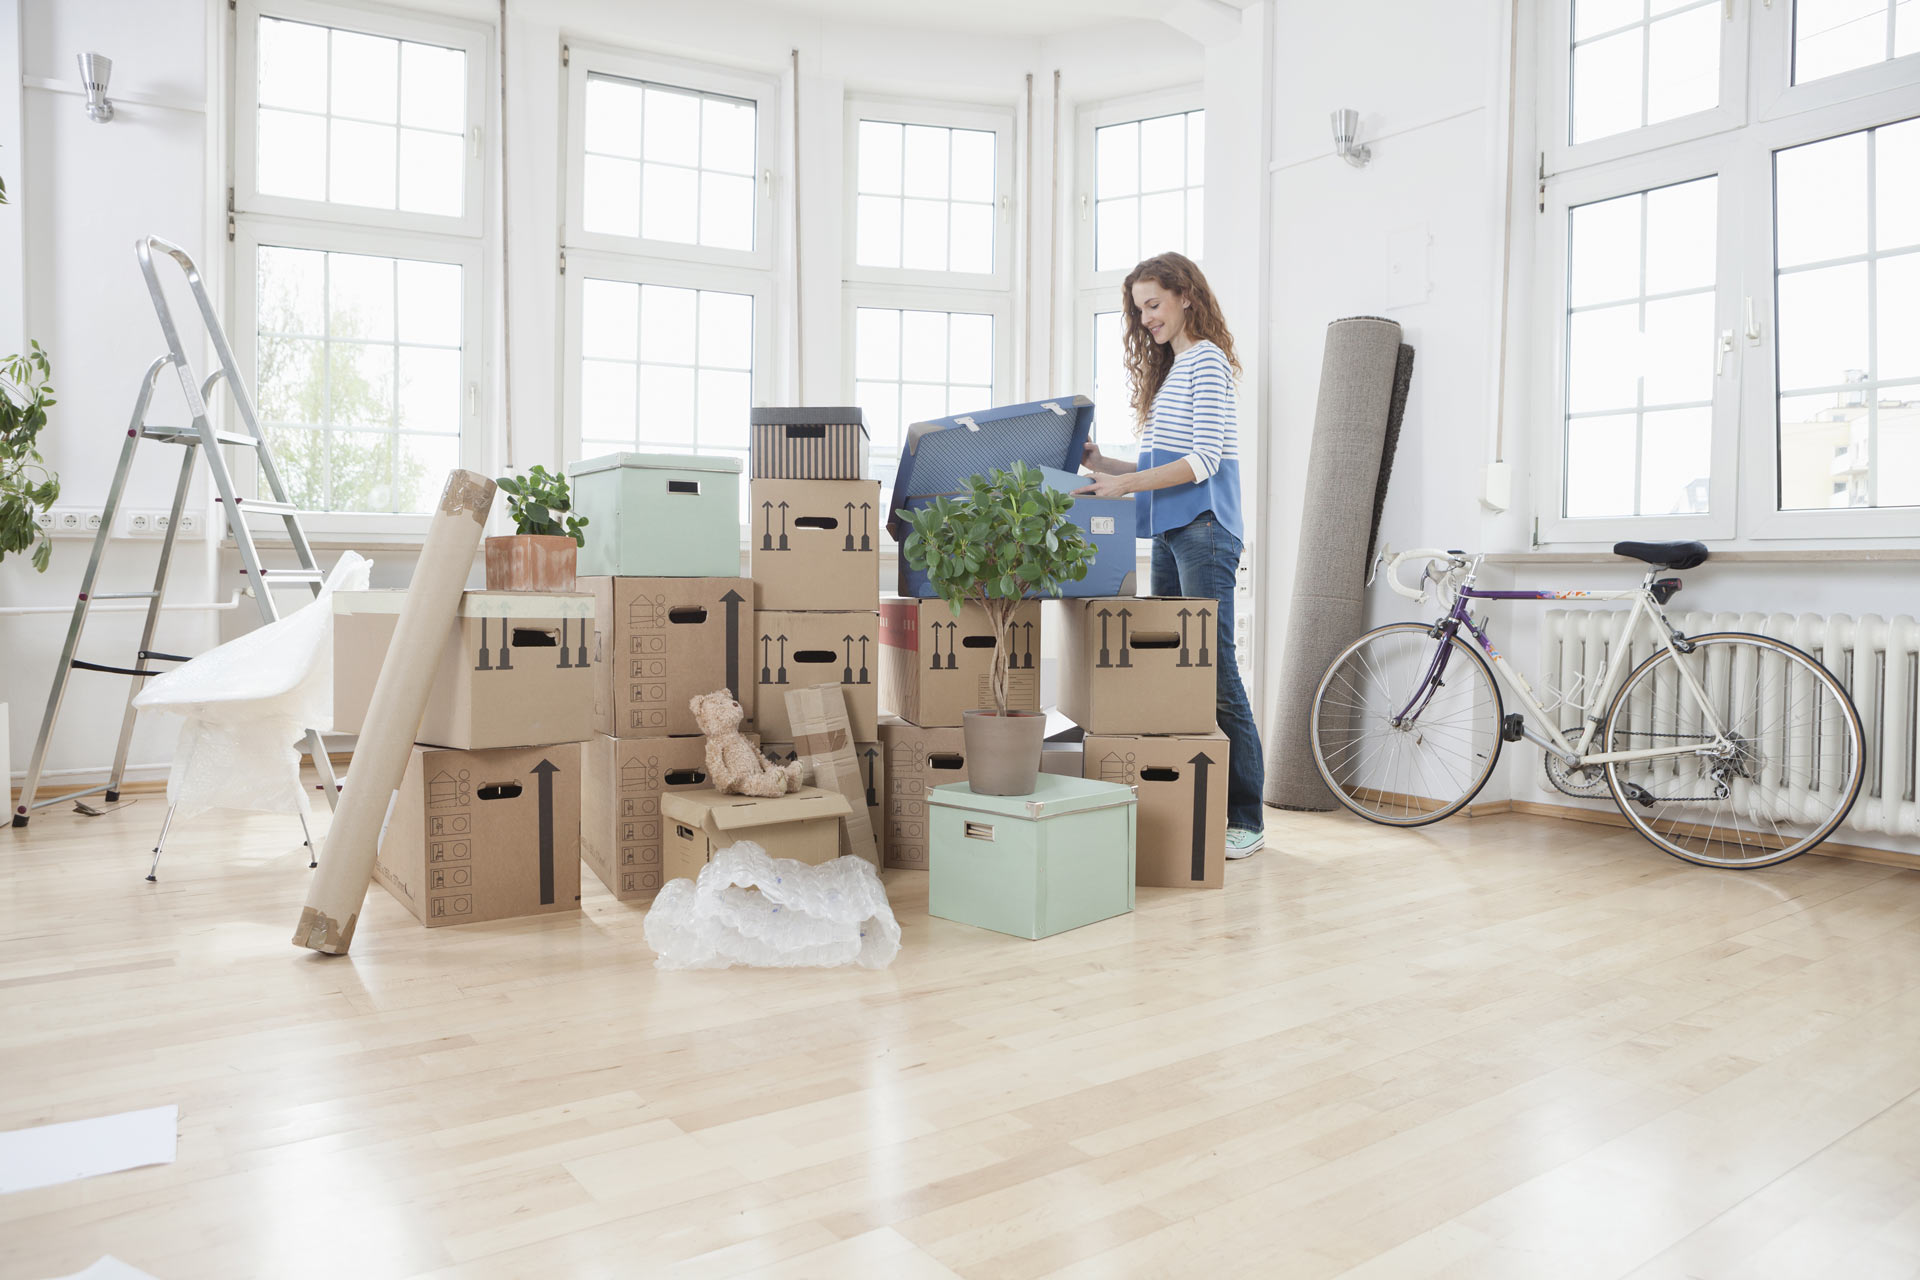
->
[1541,609,1919,838]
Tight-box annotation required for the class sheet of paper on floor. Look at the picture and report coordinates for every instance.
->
[0,1105,178,1195]
[46,1258,162,1280]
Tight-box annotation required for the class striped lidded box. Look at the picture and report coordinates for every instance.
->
[750,407,870,480]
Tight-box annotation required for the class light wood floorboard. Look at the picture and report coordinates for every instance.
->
[5,790,1920,1278]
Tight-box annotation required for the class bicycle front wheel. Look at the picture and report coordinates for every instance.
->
[1310,622,1505,826]
[1601,632,1864,869]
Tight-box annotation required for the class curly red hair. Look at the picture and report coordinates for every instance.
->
[1121,252,1242,431]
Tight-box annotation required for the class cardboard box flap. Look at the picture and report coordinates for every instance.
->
[886,395,1094,539]
[662,787,852,833]
[568,451,742,478]
[334,589,595,619]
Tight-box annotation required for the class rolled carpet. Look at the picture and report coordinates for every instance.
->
[1265,317,1414,811]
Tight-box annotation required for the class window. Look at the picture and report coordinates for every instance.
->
[1532,0,1919,543]
[844,100,1015,508]
[1794,0,1917,83]
[1076,94,1203,461]
[563,48,779,526]
[1093,109,1205,271]
[1774,117,1920,510]
[1562,177,1718,518]
[234,3,488,523]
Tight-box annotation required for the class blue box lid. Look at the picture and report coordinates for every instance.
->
[886,395,1095,539]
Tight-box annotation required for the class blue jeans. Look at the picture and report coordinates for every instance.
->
[1151,513,1266,832]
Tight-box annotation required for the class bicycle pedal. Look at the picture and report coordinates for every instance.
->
[1501,713,1524,743]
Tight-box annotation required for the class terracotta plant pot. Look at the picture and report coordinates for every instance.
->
[485,534,577,592]
[962,709,1046,796]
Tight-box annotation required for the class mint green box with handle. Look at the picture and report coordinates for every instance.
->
[567,452,742,578]
[927,775,1136,940]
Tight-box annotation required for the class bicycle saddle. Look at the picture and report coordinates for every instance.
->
[1612,539,1709,570]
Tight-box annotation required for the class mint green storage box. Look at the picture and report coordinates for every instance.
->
[927,775,1136,940]
[567,452,742,578]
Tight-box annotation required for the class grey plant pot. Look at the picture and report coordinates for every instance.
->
[962,709,1046,796]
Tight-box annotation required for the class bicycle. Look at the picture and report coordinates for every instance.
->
[1308,539,1864,869]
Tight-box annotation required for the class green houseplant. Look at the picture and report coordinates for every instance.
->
[899,461,1095,795]
[1,155,57,574]
[487,464,588,592]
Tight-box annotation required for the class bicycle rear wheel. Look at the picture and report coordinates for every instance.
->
[1310,623,1504,826]
[1601,632,1864,869]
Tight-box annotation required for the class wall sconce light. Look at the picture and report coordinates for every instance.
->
[78,53,114,123]
[1330,108,1369,168]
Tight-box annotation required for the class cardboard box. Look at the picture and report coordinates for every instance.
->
[764,739,885,865]
[1058,596,1220,735]
[879,597,1041,727]
[584,576,754,738]
[1083,729,1228,889]
[754,610,878,742]
[1041,743,1084,776]
[568,452,743,579]
[580,733,737,902]
[927,776,1136,940]
[660,786,852,882]
[374,742,583,927]
[750,407,870,480]
[334,590,595,751]
[748,478,883,613]
[877,716,969,870]
[784,683,878,866]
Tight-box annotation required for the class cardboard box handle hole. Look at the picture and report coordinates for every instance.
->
[1129,632,1180,649]
[1141,767,1181,782]
[964,821,995,841]
[793,649,838,663]
[477,782,524,801]
[960,636,995,649]
[511,628,558,647]
[793,516,839,530]
[928,753,965,770]
[675,823,695,839]
[668,607,708,624]
[664,769,706,786]
[784,424,827,439]
[667,480,701,495]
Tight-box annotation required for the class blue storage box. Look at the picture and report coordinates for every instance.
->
[888,397,1136,599]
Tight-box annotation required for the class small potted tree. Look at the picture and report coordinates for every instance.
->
[0,341,58,575]
[489,464,588,592]
[900,462,1095,796]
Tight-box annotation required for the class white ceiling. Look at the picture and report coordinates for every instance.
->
[747,0,1173,37]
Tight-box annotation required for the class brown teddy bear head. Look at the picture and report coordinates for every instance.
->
[688,689,744,735]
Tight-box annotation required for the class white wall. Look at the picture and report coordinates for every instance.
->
[2,0,1220,794]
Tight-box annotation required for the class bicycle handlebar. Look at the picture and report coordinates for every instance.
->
[1370,546,1468,603]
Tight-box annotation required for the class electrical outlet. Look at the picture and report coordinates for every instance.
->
[35,511,55,531]
[84,512,104,531]
[58,510,83,532]
[177,513,202,536]
[129,513,153,533]
[157,514,172,532]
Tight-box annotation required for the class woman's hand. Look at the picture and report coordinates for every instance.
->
[1073,471,1133,500]
[1082,440,1103,473]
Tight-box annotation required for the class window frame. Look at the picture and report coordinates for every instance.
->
[233,0,490,239]
[1544,0,1750,177]
[1530,0,1920,548]
[561,44,780,272]
[1533,148,1742,545]
[229,214,489,539]
[1074,87,1205,293]
[1074,291,1137,459]
[560,248,777,474]
[842,96,1017,294]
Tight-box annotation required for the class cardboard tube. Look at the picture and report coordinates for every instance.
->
[293,470,496,954]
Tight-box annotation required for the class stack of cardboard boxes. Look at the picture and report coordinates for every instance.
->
[333,588,597,927]
[746,408,884,862]
[565,453,757,903]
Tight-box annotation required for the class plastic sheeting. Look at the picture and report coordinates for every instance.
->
[132,552,372,820]
[644,843,901,970]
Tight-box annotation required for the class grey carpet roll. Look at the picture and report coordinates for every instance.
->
[1266,317,1414,811]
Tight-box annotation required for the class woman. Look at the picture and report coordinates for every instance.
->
[1076,252,1266,857]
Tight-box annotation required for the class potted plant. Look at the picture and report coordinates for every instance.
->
[0,340,58,574]
[899,461,1095,796]
[488,464,588,592]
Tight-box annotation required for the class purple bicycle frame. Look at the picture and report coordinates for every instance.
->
[1391,585,1575,726]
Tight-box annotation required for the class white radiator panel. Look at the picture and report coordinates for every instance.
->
[1541,609,1919,839]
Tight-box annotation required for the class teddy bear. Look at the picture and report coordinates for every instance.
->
[689,689,804,798]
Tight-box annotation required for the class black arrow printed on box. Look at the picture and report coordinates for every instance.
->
[531,757,559,905]
[721,589,744,696]
[1189,751,1214,883]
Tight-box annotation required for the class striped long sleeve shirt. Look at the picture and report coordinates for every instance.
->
[1137,339,1244,540]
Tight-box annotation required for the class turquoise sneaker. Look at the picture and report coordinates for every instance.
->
[1225,827,1265,859]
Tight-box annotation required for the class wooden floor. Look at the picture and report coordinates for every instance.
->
[7,794,1920,1280]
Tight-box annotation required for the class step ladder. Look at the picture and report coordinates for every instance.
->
[12,236,342,846]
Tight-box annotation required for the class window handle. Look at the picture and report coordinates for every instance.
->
[1744,296,1762,343]
[1717,328,1735,375]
